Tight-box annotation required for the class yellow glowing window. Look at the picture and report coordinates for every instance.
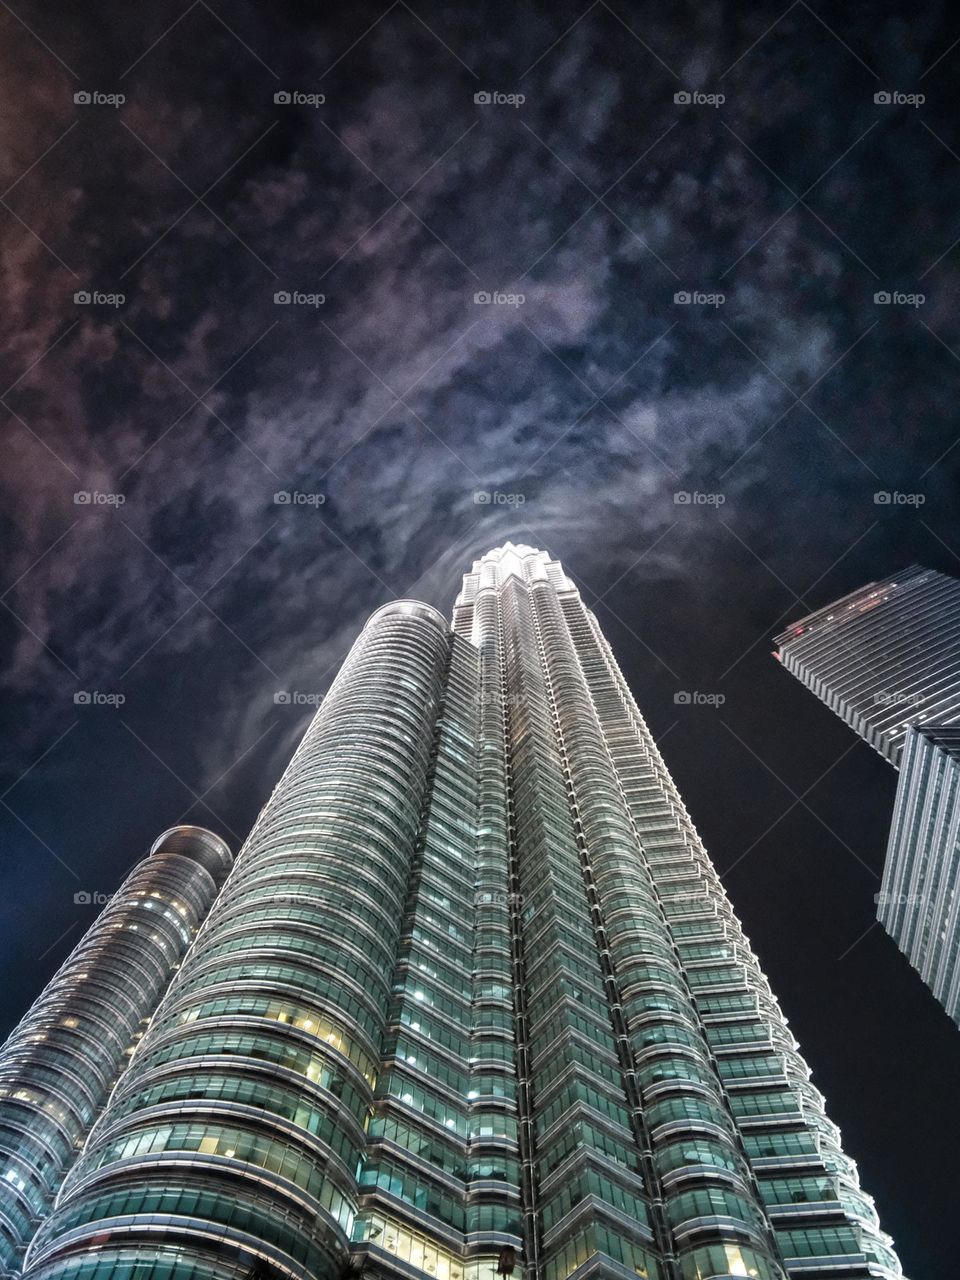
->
[724,1245,756,1278]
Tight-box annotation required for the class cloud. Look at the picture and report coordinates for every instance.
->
[0,0,947,800]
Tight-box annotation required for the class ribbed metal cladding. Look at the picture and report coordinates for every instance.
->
[773,564,960,766]
[878,724,960,1027]
[23,603,452,1280]
[0,826,231,1279]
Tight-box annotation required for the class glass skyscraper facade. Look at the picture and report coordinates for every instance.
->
[774,563,960,1027]
[4,545,904,1280]
[878,724,960,1027]
[773,564,960,766]
[0,826,232,1279]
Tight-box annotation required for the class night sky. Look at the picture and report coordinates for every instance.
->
[1,1,959,1273]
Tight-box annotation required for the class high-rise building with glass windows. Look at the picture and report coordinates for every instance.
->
[0,826,231,1279]
[774,564,960,1028]
[7,546,904,1280]
[773,564,960,766]
[877,724,960,1028]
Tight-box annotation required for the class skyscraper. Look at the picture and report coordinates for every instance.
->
[878,724,960,1027]
[0,826,232,1279]
[774,564,960,1028]
[11,545,903,1280]
[773,564,960,766]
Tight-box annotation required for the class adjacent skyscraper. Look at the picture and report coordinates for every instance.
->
[775,564,960,1029]
[878,724,960,1027]
[6,546,904,1280]
[773,564,960,765]
[0,826,232,1279]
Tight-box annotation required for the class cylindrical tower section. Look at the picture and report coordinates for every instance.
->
[0,826,231,1278]
[23,603,451,1280]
